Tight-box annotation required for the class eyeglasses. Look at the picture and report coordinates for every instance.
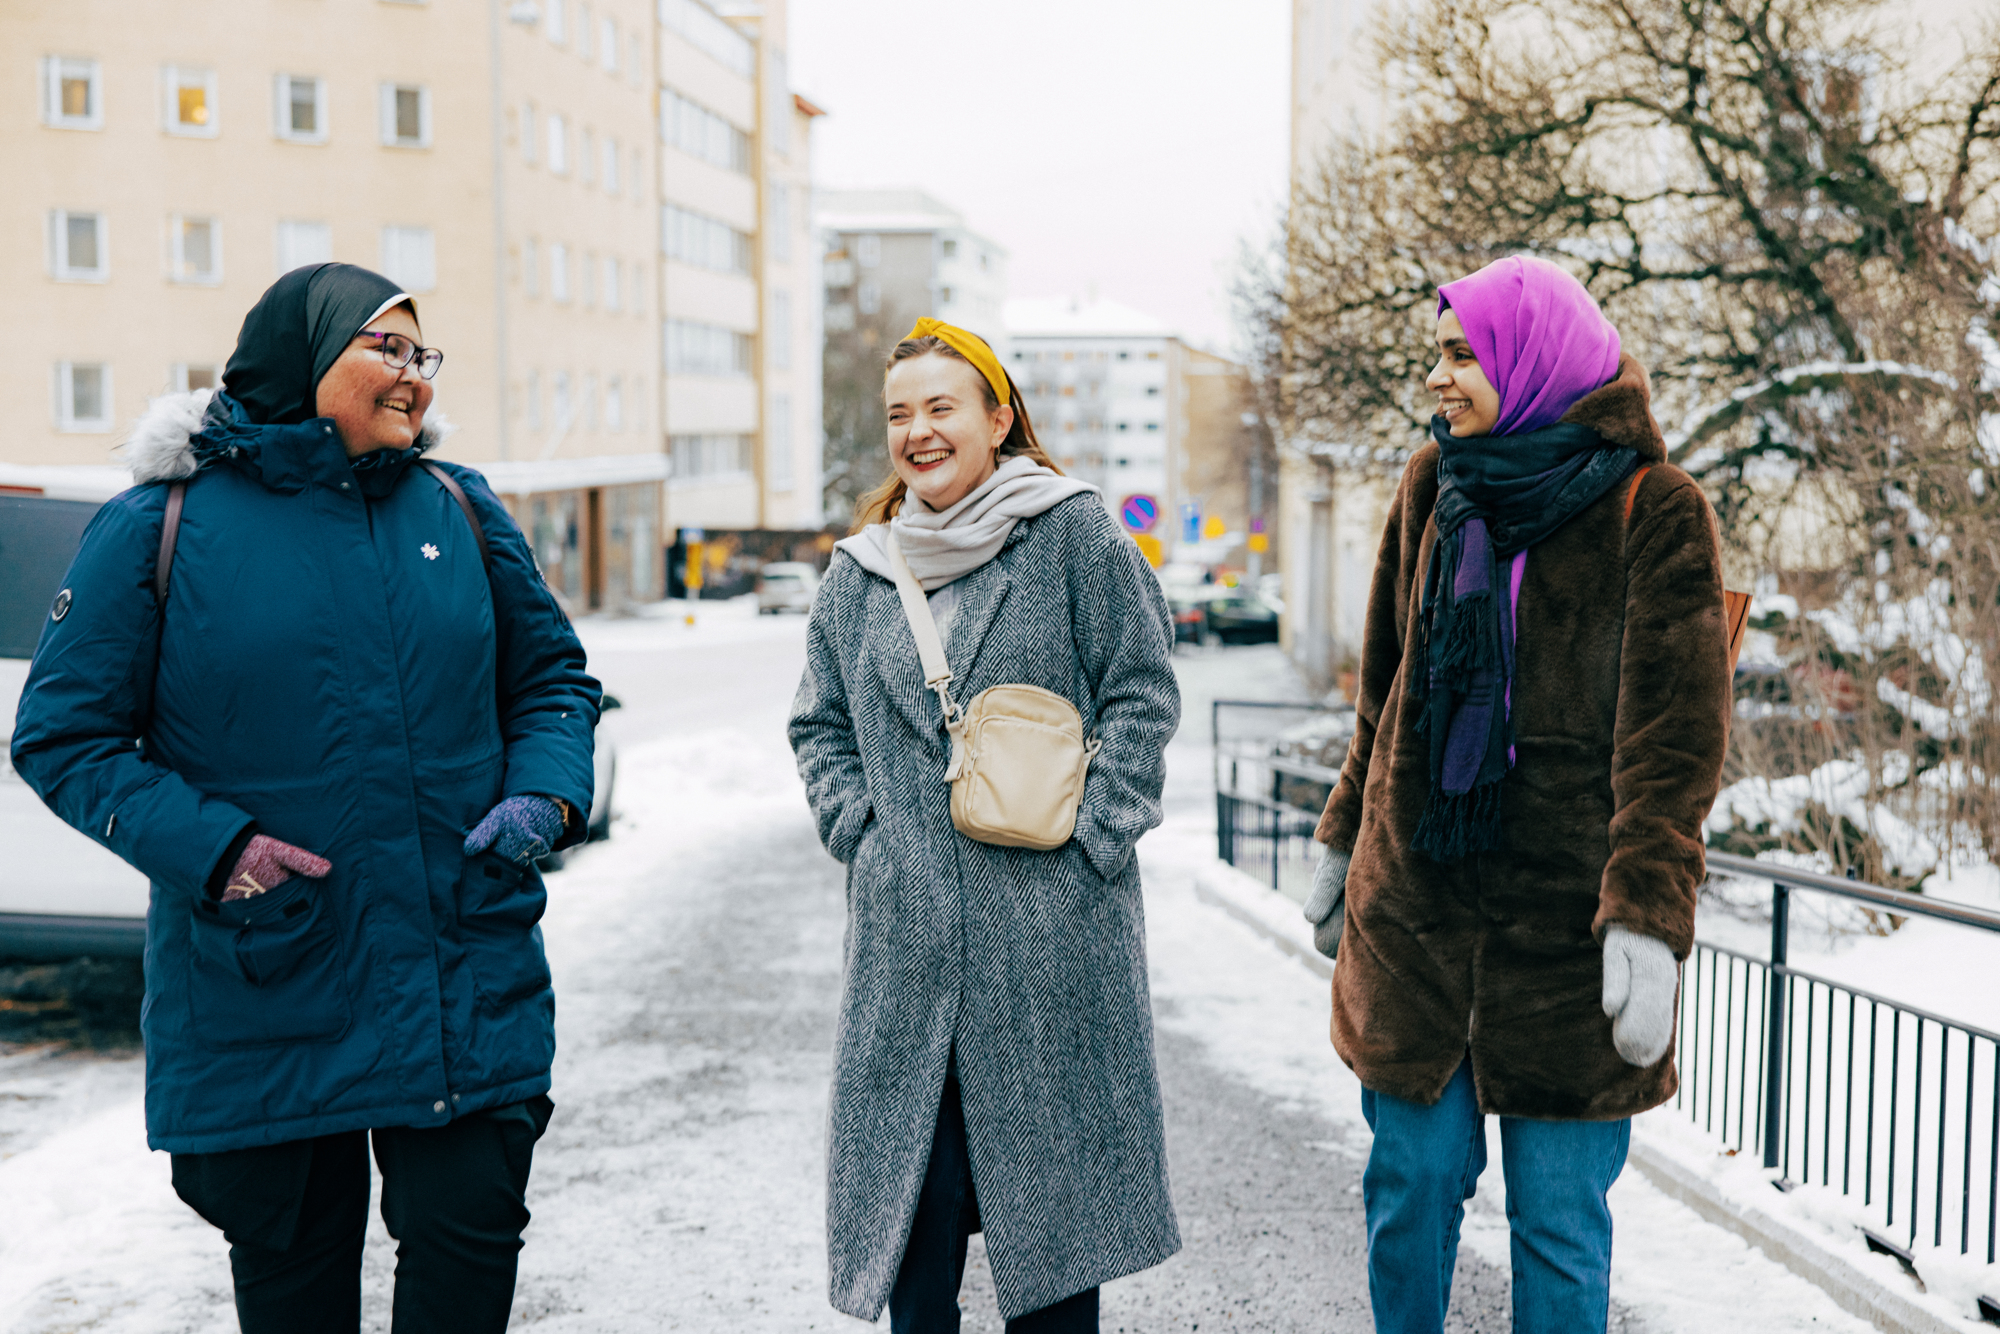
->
[358,331,444,380]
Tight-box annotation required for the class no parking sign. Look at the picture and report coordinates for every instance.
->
[1120,494,1159,534]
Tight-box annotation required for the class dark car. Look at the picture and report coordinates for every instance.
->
[1202,593,1281,646]
[1165,586,1227,645]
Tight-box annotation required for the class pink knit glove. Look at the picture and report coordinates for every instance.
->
[220,834,333,902]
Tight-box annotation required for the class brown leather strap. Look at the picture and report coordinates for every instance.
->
[155,481,186,604]
[422,462,491,570]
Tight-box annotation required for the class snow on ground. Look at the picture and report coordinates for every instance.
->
[0,610,1971,1331]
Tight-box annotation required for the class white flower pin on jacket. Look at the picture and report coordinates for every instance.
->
[422,543,440,560]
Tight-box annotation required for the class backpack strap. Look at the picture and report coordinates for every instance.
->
[422,462,492,570]
[155,481,187,604]
[154,464,492,607]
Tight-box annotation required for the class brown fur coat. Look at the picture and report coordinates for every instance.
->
[1315,356,1730,1119]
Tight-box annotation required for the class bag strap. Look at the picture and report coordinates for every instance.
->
[1622,462,1751,671]
[422,462,492,570]
[1623,465,1653,524]
[884,535,970,777]
[155,481,187,603]
[153,463,492,607]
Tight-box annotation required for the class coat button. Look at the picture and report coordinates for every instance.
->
[433,1099,446,1113]
[340,482,350,490]
[452,1093,461,1104]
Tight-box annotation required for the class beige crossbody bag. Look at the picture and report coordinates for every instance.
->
[885,535,1101,850]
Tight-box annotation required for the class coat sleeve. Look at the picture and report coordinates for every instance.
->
[1068,507,1181,880]
[1596,470,1731,956]
[788,556,873,863]
[1316,452,1431,853]
[10,488,256,898]
[455,467,601,849]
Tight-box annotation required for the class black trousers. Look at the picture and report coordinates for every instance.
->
[170,1095,553,1334]
[889,1069,1099,1334]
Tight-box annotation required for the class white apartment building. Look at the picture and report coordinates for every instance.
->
[819,189,1009,346]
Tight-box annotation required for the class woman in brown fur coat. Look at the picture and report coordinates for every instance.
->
[1302,256,1730,1334]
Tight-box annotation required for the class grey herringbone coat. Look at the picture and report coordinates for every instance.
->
[788,493,1182,1322]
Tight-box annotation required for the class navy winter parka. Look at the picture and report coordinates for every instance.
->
[10,391,600,1153]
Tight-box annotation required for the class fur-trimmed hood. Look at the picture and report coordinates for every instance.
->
[121,388,457,485]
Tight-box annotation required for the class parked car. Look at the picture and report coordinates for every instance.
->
[1203,593,1282,645]
[1,488,621,951]
[756,561,820,615]
[1165,585,1230,645]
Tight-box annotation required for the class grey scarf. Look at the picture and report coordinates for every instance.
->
[837,455,1099,592]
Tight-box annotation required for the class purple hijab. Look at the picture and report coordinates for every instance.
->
[1437,255,1621,437]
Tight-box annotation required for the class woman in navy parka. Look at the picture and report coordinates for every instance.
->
[11,264,600,1332]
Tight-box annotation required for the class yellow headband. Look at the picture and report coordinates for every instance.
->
[904,317,1010,406]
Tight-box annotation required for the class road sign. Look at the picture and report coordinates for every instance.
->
[1133,533,1164,567]
[1180,503,1201,544]
[1202,514,1227,541]
[1120,494,1159,533]
[1248,532,1270,554]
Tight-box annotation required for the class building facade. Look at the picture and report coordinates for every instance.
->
[819,189,1009,346]
[3,0,817,612]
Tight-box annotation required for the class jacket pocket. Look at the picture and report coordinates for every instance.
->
[188,879,352,1048]
[458,852,553,1010]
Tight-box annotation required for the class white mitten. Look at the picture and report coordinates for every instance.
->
[1303,848,1350,959]
[1600,925,1678,1067]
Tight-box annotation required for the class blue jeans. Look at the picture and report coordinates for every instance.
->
[1360,1061,1629,1334]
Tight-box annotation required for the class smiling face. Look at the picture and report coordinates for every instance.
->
[1426,308,1502,438]
[883,352,1013,511]
[313,304,433,458]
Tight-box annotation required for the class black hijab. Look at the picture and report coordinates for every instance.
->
[221,264,413,426]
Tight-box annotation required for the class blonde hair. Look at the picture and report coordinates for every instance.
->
[849,335,1063,533]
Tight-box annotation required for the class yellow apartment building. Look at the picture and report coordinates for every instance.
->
[0,0,819,610]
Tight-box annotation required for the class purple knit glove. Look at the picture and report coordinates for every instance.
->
[221,834,333,903]
[463,796,567,866]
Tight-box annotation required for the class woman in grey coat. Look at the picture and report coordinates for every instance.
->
[788,319,1182,1332]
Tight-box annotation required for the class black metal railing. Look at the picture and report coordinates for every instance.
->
[1210,707,2000,1284]
[1211,699,1349,904]
[1684,852,2000,1272]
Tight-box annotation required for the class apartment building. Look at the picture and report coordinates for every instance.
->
[1003,297,1263,574]
[4,0,817,611]
[819,189,1009,346]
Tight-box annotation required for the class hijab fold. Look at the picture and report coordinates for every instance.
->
[837,455,1098,592]
[1413,257,1634,861]
[221,264,412,426]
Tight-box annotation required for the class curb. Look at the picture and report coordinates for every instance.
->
[1183,854,1977,1334]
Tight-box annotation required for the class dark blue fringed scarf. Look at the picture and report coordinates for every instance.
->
[1411,416,1640,861]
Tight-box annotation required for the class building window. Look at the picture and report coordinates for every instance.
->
[582,250,597,307]
[627,35,643,85]
[941,238,957,258]
[521,101,538,164]
[274,75,327,142]
[55,362,113,432]
[582,128,598,185]
[547,113,568,174]
[768,394,793,492]
[769,183,791,263]
[546,0,567,45]
[170,215,222,284]
[549,242,570,302]
[576,4,593,59]
[163,66,218,136]
[49,210,108,282]
[856,233,881,267]
[630,146,642,198]
[660,204,752,273]
[602,136,620,193]
[552,371,572,428]
[600,15,619,72]
[664,320,752,377]
[603,255,622,312]
[584,373,600,429]
[172,363,220,393]
[669,433,752,480]
[771,290,791,371]
[658,0,754,76]
[857,280,880,315]
[605,375,624,430]
[940,286,954,304]
[523,237,540,296]
[42,57,102,130]
[659,88,750,173]
[527,370,542,429]
[379,225,436,292]
[380,83,431,148]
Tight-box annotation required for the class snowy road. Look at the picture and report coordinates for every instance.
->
[0,600,1889,1333]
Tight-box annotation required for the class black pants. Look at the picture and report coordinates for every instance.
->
[170,1096,553,1334]
[889,1070,1099,1334]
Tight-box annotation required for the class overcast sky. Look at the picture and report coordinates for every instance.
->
[788,0,1292,357]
